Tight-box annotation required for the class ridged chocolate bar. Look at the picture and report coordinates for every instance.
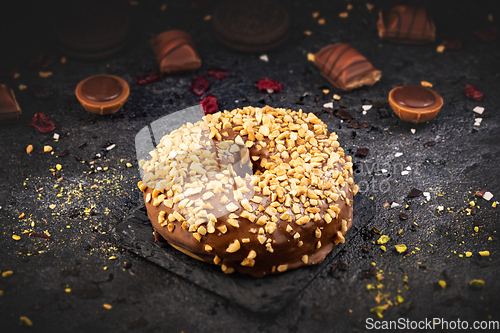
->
[151,30,202,74]
[313,43,382,91]
[377,6,435,44]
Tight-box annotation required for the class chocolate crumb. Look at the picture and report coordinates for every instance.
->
[77,141,87,148]
[371,101,388,108]
[470,207,477,215]
[474,220,484,227]
[359,121,370,128]
[362,246,370,253]
[424,140,436,148]
[360,267,376,279]
[348,119,360,129]
[127,317,149,330]
[356,148,369,158]
[400,213,408,220]
[408,188,423,198]
[57,149,68,157]
[73,284,99,299]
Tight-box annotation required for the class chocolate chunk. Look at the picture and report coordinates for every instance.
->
[0,84,22,124]
[359,121,370,128]
[150,30,201,74]
[389,85,443,123]
[377,6,436,44]
[336,110,352,120]
[212,0,290,53]
[313,43,381,91]
[362,246,370,253]
[360,267,376,279]
[348,119,360,129]
[408,188,423,198]
[356,148,370,158]
[75,75,129,116]
[400,213,408,220]
[423,140,436,148]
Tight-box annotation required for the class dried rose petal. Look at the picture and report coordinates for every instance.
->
[257,78,282,93]
[207,67,229,79]
[0,67,16,78]
[199,94,218,115]
[26,51,59,70]
[28,113,55,133]
[134,72,162,85]
[441,37,463,50]
[191,76,209,96]
[473,26,500,41]
[28,85,56,100]
[464,85,483,102]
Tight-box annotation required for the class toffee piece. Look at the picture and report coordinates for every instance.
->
[150,30,201,74]
[377,6,435,44]
[212,0,290,53]
[0,84,22,124]
[75,74,129,115]
[313,43,382,91]
[389,85,443,123]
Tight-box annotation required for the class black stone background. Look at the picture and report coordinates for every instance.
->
[1,0,500,332]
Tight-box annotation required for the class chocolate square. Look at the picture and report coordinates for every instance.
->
[0,84,21,124]
[377,6,436,44]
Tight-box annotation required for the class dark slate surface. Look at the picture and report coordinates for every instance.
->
[113,194,375,313]
[0,0,499,332]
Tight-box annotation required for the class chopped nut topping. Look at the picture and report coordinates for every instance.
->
[277,264,288,272]
[205,244,213,252]
[302,255,309,264]
[226,239,241,253]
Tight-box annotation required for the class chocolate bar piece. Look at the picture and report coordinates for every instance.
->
[377,6,435,44]
[313,43,382,91]
[151,30,201,74]
[0,84,21,124]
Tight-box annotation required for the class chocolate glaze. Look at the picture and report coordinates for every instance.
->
[142,107,355,277]
[313,43,381,91]
[81,76,122,102]
[392,85,436,108]
[151,30,201,74]
[378,6,435,44]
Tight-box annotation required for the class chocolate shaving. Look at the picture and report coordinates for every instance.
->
[78,141,87,148]
[57,149,68,157]
[400,213,408,220]
[423,140,436,148]
[362,246,370,253]
[359,121,370,128]
[408,188,423,198]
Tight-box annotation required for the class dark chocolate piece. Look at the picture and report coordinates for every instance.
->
[150,30,201,74]
[75,74,129,116]
[81,76,122,102]
[389,85,443,123]
[377,6,435,44]
[0,84,22,124]
[313,43,382,91]
[212,0,290,53]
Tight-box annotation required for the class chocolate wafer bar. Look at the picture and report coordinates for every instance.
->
[0,84,21,124]
[377,6,435,44]
[150,30,202,74]
[312,43,382,91]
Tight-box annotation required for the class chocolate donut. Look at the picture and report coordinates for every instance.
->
[137,106,358,277]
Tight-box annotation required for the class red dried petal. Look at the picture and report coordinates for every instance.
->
[191,76,209,96]
[26,51,59,70]
[28,113,55,133]
[257,78,282,93]
[134,72,162,85]
[199,94,218,115]
[207,67,229,79]
[464,85,483,102]
[441,37,463,50]
[473,26,500,42]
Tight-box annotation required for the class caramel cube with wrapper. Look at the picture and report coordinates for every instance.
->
[312,43,381,91]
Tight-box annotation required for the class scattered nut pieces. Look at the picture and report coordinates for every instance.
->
[469,279,485,289]
[420,81,433,87]
[26,145,33,154]
[39,71,53,78]
[318,18,325,25]
[339,12,348,18]
[43,146,53,153]
[395,244,407,253]
[436,45,445,53]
